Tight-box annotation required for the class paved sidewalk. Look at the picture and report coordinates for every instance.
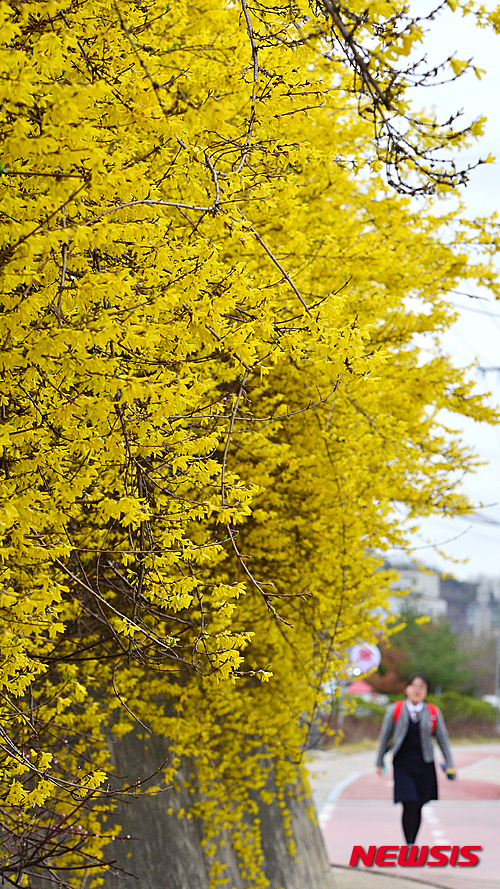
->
[305,743,500,889]
[330,865,498,889]
[305,746,376,809]
[331,866,466,889]
[305,742,500,809]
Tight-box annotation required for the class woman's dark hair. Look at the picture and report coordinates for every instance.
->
[406,673,431,693]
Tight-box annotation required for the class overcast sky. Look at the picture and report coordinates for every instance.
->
[383,3,500,581]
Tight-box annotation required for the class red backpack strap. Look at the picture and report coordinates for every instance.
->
[394,700,438,733]
[427,703,438,734]
[393,700,405,723]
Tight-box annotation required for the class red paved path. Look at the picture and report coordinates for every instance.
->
[342,749,500,801]
[318,748,500,887]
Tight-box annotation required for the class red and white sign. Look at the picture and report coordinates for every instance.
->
[349,643,381,674]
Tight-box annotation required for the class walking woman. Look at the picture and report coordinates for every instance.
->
[376,674,456,844]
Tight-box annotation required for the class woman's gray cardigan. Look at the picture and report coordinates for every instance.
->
[375,701,454,770]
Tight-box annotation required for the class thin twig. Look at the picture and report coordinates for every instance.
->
[346,395,386,439]
[0,180,89,269]
[236,383,339,424]
[83,197,219,227]
[237,0,259,172]
[237,209,311,315]
[56,209,67,322]
[221,369,249,508]
[217,370,293,626]
[112,1,223,213]
[204,152,221,204]
[112,661,153,734]
[320,1,392,110]
[0,170,84,179]
[226,525,294,628]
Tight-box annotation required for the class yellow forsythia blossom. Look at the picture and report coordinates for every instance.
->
[0,0,498,885]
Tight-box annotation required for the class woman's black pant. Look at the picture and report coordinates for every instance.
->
[402,801,422,844]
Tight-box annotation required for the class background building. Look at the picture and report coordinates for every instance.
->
[388,562,500,640]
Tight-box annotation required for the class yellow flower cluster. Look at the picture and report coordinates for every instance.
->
[0,0,498,885]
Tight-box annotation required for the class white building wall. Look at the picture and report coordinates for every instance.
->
[389,566,447,619]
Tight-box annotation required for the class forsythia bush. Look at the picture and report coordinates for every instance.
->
[0,0,498,885]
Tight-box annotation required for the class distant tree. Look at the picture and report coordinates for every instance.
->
[366,638,408,695]
[371,606,472,694]
[456,633,497,697]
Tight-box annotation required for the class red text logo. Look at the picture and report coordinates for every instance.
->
[349,845,482,867]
